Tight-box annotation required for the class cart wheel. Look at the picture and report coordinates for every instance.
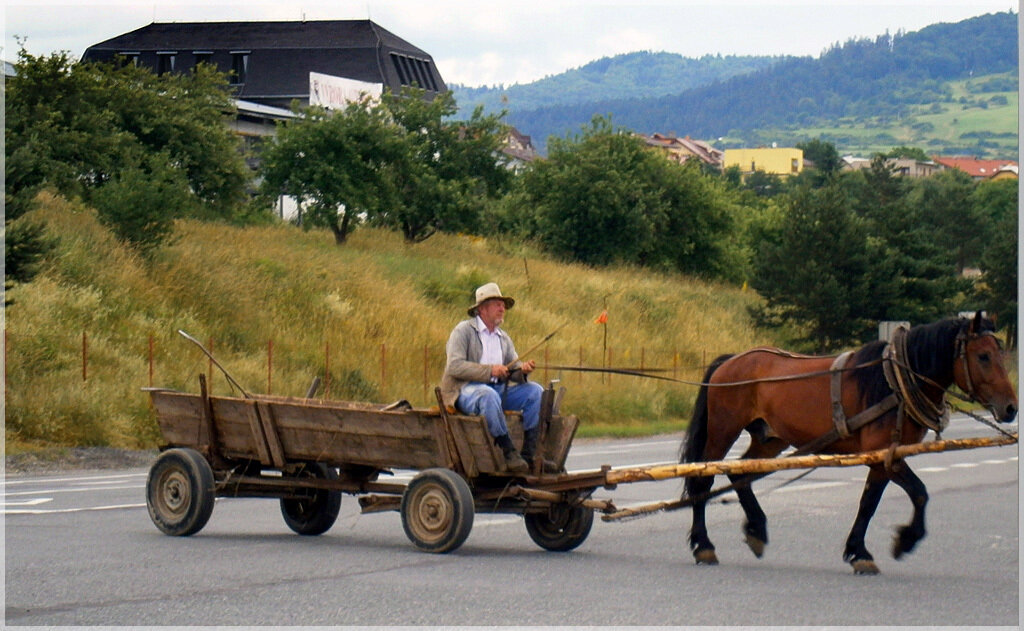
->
[280,462,342,536]
[146,448,216,536]
[524,502,594,552]
[401,468,474,553]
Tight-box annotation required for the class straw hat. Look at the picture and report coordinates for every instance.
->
[468,282,515,316]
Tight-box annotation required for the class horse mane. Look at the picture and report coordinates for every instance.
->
[851,315,993,406]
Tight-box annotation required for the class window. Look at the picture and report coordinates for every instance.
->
[791,158,799,173]
[117,52,140,67]
[193,51,213,69]
[156,52,176,76]
[390,53,439,91]
[230,51,250,84]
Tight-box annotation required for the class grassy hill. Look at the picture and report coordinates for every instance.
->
[5,193,771,453]
[724,73,1018,159]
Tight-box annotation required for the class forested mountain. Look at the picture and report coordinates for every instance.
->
[453,11,1017,156]
[450,52,788,113]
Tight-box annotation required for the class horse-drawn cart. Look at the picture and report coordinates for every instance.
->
[144,316,1016,572]
[144,376,603,553]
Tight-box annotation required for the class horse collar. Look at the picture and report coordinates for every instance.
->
[884,326,950,434]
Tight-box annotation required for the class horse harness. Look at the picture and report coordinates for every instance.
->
[823,323,994,459]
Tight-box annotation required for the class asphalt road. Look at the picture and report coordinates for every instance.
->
[4,415,1018,626]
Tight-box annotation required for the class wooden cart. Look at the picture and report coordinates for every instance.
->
[144,366,1016,554]
[144,376,598,553]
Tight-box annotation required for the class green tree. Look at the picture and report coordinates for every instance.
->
[4,219,58,305]
[258,97,400,244]
[750,184,889,351]
[5,49,251,251]
[369,89,511,242]
[796,138,842,186]
[843,158,965,323]
[885,146,931,161]
[518,115,734,275]
[906,169,982,274]
[259,88,510,244]
[972,178,1018,347]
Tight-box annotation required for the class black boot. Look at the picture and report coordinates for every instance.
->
[495,434,529,473]
[522,428,561,474]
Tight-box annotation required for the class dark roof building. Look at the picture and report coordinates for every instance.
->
[81,19,447,108]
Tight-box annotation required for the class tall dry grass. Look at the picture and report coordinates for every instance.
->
[6,192,775,451]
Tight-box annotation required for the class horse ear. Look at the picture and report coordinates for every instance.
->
[972,310,984,333]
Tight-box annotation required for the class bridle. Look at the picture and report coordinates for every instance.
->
[953,326,1001,410]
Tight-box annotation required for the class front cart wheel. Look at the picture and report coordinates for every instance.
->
[146,448,216,536]
[280,462,342,535]
[524,502,594,552]
[401,468,474,553]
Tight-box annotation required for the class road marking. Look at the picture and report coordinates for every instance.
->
[3,484,143,497]
[3,502,146,515]
[1,472,147,487]
[1,498,52,507]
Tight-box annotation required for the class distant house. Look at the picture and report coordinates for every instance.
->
[81,20,446,110]
[501,127,539,171]
[638,133,723,168]
[841,156,940,178]
[723,147,803,176]
[932,156,1019,181]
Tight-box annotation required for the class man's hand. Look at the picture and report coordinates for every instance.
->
[519,359,536,374]
[490,364,510,380]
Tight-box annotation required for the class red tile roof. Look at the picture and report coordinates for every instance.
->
[931,156,1018,178]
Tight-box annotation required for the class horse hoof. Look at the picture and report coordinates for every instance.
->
[744,533,766,558]
[852,560,880,575]
[694,549,719,565]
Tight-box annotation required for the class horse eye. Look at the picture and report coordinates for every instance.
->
[978,352,991,363]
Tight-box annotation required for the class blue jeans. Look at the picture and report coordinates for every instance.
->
[456,381,543,438]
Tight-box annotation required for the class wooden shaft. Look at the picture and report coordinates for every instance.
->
[602,434,1017,486]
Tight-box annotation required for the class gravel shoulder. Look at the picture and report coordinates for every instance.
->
[4,447,159,476]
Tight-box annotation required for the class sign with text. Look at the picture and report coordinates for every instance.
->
[309,72,383,109]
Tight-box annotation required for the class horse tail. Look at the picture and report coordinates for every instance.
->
[681,354,734,466]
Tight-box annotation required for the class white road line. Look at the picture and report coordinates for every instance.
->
[2,472,147,486]
[4,484,143,497]
[3,502,146,515]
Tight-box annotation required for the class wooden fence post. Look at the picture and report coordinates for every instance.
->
[267,338,273,395]
[324,340,331,399]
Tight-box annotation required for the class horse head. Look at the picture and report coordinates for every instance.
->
[954,312,1018,423]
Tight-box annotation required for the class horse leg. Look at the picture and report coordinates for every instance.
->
[844,464,889,575]
[732,426,787,559]
[687,474,719,565]
[887,461,928,560]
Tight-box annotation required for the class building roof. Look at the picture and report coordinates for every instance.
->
[931,156,1019,179]
[638,133,723,166]
[84,20,431,56]
[81,20,445,107]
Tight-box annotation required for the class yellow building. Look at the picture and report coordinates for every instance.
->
[723,147,803,176]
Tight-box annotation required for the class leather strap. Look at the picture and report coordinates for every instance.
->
[830,351,855,438]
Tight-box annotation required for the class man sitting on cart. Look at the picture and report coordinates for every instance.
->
[440,282,557,474]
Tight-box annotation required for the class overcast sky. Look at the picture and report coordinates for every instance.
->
[4,1,1015,87]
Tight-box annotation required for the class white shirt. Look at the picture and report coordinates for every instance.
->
[475,316,505,378]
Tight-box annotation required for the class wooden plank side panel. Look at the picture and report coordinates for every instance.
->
[149,392,203,447]
[544,415,579,468]
[255,401,287,469]
[266,404,448,469]
[209,398,266,461]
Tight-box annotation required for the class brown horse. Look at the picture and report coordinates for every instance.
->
[681,312,1017,574]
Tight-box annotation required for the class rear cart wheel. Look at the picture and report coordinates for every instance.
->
[401,468,474,553]
[280,462,342,535]
[525,502,594,552]
[146,448,216,536]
